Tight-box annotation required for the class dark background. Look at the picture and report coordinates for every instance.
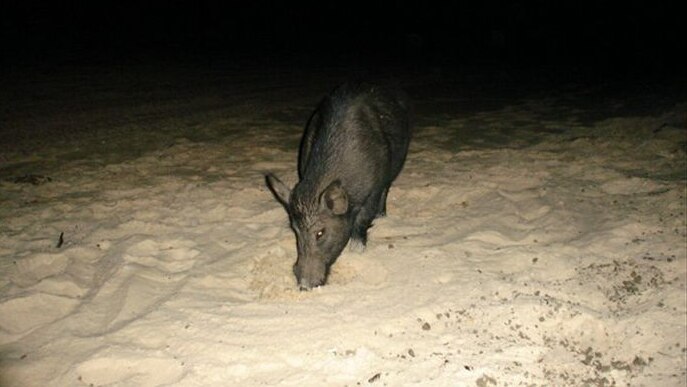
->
[1,1,684,78]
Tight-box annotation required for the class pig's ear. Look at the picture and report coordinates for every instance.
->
[265,173,291,209]
[320,180,348,215]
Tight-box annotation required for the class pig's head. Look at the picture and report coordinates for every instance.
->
[265,174,351,290]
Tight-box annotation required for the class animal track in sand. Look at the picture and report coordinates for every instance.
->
[66,237,197,335]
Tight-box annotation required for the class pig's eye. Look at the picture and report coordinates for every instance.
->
[315,229,325,240]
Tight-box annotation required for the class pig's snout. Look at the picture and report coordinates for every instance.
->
[298,279,318,291]
[293,261,326,291]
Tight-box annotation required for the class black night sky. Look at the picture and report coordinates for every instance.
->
[2,1,684,76]
[1,0,685,151]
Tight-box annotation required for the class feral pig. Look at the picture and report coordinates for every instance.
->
[266,82,412,290]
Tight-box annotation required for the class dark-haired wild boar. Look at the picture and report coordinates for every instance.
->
[266,82,412,290]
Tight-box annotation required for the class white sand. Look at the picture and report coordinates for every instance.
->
[0,66,685,386]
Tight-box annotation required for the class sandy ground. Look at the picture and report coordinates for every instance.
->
[0,62,685,386]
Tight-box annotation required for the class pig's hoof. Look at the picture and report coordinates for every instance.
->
[348,238,366,253]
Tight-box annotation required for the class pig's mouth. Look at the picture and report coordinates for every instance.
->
[296,277,326,291]
[298,282,320,291]
[293,261,331,291]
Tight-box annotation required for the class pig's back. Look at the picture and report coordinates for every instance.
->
[298,83,411,205]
